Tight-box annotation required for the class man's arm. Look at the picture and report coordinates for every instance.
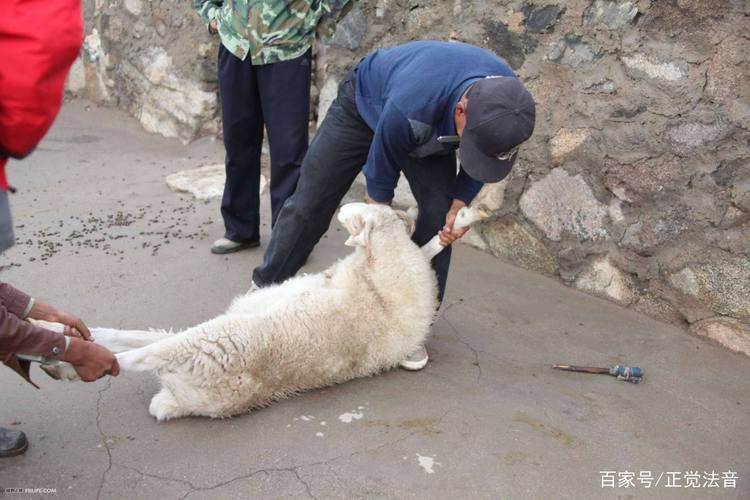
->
[0,282,118,382]
[0,303,67,362]
[362,103,415,204]
[451,166,484,206]
[0,282,90,339]
[192,0,222,32]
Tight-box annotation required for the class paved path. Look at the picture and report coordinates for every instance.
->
[1,101,748,499]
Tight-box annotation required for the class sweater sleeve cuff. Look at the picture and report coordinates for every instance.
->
[365,183,395,204]
[205,6,219,32]
[20,297,34,320]
[0,282,33,318]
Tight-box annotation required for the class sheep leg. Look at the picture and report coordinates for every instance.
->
[90,327,174,352]
[115,341,173,372]
[36,324,174,381]
[420,206,477,260]
[421,235,445,260]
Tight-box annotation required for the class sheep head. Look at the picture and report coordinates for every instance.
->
[338,203,413,247]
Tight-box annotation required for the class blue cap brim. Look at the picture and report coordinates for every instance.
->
[458,129,515,183]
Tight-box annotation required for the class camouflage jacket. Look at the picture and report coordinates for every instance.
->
[193,0,354,64]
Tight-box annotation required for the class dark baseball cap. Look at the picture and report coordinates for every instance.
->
[459,76,536,183]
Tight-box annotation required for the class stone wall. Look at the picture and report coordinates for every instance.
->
[68,0,750,354]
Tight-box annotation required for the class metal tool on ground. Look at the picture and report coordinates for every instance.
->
[552,364,643,384]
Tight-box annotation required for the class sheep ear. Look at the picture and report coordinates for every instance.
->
[395,210,415,235]
[343,214,373,247]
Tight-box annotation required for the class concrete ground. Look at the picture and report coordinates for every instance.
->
[0,101,748,500]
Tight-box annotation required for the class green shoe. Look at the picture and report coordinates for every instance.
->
[210,237,260,254]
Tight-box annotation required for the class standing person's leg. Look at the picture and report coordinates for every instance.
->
[398,153,457,371]
[252,70,372,287]
[256,49,311,227]
[401,153,457,304]
[215,45,264,251]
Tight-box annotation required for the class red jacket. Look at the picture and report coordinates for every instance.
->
[0,0,84,190]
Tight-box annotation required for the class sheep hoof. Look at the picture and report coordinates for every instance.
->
[40,362,80,382]
[149,389,184,422]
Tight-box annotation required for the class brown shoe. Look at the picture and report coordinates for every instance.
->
[0,427,28,457]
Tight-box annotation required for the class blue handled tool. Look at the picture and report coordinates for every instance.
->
[552,364,643,384]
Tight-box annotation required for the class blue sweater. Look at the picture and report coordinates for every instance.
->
[354,40,516,204]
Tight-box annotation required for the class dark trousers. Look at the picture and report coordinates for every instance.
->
[218,45,311,242]
[252,69,456,303]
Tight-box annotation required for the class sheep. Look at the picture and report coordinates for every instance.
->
[38,204,438,421]
[37,202,489,421]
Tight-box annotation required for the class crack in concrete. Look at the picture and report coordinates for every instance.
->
[176,468,316,500]
[114,462,315,499]
[94,379,113,500]
[440,298,483,380]
[115,462,197,490]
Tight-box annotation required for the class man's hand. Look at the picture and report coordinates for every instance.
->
[439,199,469,246]
[28,300,91,340]
[62,337,119,382]
[209,19,218,34]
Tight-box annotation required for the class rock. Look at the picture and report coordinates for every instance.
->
[330,3,367,51]
[549,128,593,165]
[579,76,615,94]
[548,36,597,67]
[482,218,557,274]
[520,168,608,242]
[690,317,750,357]
[138,48,217,143]
[405,2,442,34]
[575,257,636,306]
[82,29,111,101]
[124,0,143,16]
[603,156,688,200]
[66,57,86,94]
[732,175,750,212]
[375,0,387,17]
[472,179,508,213]
[621,53,686,82]
[632,292,686,325]
[523,4,565,33]
[460,226,489,252]
[166,165,268,200]
[669,257,750,321]
[546,40,566,62]
[666,116,733,157]
[705,35,747,103]
[483,20,538,70]
[583,0,639,29]
[621,201,690,251]
[500,9,526,32]
[316,76,339,130]
[608,198,624,223]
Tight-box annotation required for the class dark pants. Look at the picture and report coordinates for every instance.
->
[252,69,455,303]
[218,45,311,242]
